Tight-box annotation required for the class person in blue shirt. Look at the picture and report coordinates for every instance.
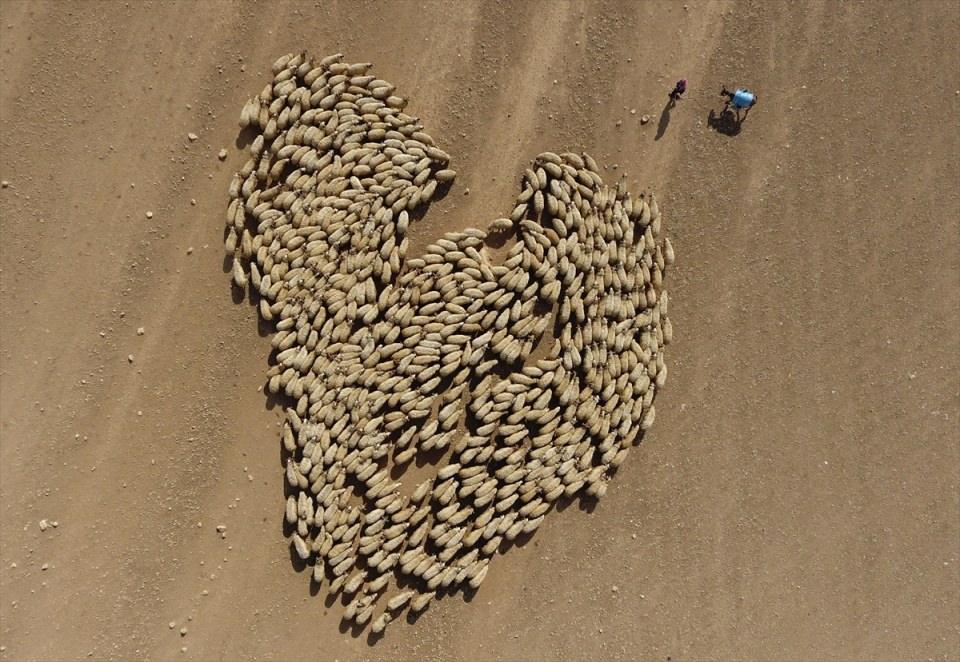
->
[721,85,757,115]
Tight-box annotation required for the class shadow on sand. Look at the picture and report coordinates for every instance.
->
[707,107,749,136]
[654,98,676,141]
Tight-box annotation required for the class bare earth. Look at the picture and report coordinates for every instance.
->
[1,1,958,660]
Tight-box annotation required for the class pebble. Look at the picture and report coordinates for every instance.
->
[1,180,8,188]
[179,627,188,636]
[145,211,154,219]
[641,115,650,124]
[38,519,49,532]
[218,148,228,160]
[41,563,48,571]
[187,247,194,255]
[168,622,176,629]
[187,133,198,142]
[137,327,145,336]
[127,354,134,363]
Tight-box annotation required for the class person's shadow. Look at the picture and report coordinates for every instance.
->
[654,97,675,141]
[707,107,742,137]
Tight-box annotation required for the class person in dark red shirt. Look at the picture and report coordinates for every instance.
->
[669,79,687,101]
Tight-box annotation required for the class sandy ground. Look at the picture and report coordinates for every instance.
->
[1,1,958,660]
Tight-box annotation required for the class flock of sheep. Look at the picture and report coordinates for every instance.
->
[225,52,673,633]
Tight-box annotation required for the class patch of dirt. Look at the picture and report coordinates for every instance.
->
[0,1,957,660]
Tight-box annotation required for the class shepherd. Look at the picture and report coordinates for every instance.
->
[669,79,687,102]
[721,85,757,116]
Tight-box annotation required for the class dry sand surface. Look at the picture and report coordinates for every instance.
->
[1,0,958,660]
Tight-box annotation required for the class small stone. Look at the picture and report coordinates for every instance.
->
[127,355,134,363]
[611,585,618,593]
[215,525,226,533]
[464,188,470,195]
[641,115,650,124]
[179,627,187,636]
[180,647,187,653]
[218,149,228,160]
[1,180,8,188]
[38,519,49,532]
[187,133,198,142]
[137,327,145,336]
[190,199,197,206]
[630,108,637,115]
[615,120,622,127]
[41,563,48,571]
[168,621,176,629]
[187,247,194,255]
[145,211,153,219]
